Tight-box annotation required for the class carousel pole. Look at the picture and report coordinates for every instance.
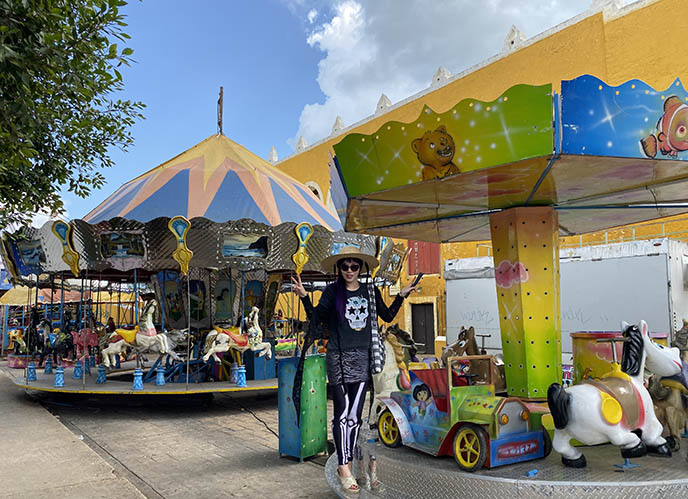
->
[59,271,64,330]
[96,272,102,326]
[186,274,191,390]
[160,271,166,333]
[167,216,194,391]
[134,268,139,324]
[26,273,40,382]
[78,273,84,332]
[49,273,55,329]
[79,271,86,389]
[240,270,245,327]
[228,268,233,325]
[117,280,121,327]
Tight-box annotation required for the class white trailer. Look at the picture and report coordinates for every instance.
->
[444,239,688,359]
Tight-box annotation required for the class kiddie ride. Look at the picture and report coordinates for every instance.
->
[376,355,550,471]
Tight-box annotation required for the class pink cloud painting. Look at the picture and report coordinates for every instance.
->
[495,260,529,288]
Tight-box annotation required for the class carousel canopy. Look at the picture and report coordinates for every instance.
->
[333,75,688,242]
[84,134,342,232]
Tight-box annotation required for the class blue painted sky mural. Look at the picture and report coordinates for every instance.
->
[561,75,688,159]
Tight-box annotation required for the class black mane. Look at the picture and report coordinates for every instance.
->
[621,324,643,376]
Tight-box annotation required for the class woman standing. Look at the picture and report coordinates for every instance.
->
[291,246,418,493]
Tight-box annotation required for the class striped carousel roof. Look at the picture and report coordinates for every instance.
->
[84,134,342,231]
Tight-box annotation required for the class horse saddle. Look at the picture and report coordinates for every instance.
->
[114,326,139,344]
[214,326,248,347]
[583,376,643,429]
[661,360,688,393]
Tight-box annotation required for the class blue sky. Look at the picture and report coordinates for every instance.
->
[55,0,631,223]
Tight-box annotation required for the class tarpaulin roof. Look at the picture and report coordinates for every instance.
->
[84,134,343,231]
[0,287,85,306]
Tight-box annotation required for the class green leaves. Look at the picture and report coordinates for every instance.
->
[0,0,144,228]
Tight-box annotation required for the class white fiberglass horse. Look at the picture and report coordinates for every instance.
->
[547,320,672,468]
[102,299,183,369]
[203,306,272,364]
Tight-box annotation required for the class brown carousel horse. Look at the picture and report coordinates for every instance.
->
[441,326,506,393]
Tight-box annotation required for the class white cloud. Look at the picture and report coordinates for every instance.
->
[307,8,318,24]
[288,0,635,149]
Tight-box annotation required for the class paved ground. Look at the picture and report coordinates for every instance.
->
[1,362,336,498]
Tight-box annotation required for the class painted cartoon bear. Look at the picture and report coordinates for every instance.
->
[411,125,461,180]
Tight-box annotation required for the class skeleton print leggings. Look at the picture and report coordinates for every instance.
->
[332,381,368,466]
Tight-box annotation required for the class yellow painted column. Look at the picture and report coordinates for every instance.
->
[489,207,561,399]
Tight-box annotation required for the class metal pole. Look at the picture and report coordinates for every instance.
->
[49,274,54,328]
[1,305,7,356]
[60,271,64,329]
[240,271,245,328]
[185,274,191,391]
[160,271,166,333]
[77,274,84,332]
[117,281,121,327]
[134,268,139,323]
[228,268,233,325]
[28,273,39,382]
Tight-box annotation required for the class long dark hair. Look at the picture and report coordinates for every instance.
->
[334,258,366,322]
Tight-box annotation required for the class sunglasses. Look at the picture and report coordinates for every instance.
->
[339,263,360,272]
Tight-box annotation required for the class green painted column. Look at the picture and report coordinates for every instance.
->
[489,206,561,399]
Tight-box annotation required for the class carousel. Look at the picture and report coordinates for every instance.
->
[324,75,688,497]
[0,133,396,397]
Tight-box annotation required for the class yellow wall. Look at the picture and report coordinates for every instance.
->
[278,0,688,339]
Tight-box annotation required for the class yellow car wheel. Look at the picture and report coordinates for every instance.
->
[378,409,401,448]
[453,424,488,472]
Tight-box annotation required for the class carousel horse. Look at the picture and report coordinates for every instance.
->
[441,326,506,393]
[101,336,132,369]
[671,318,688,362]
[648,375,688,451]
[547,320,671,468]
[203,306,272,364]
[386,323,418,365]
[24,307,43,356]
[71,314,102,360]
[370,326,412,423]
[8,329,26,354]
[38,319,75,366]
[102,299,177,369]
[645,335,688,451]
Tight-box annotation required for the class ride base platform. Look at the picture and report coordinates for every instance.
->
[326,439,688,498]
[1,363,277,396]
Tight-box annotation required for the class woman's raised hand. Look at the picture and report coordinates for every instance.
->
[290,274,307,298]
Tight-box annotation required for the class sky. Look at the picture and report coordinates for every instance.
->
[52,0,634,224]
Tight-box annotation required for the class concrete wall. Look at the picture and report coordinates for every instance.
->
[276,0,688,337]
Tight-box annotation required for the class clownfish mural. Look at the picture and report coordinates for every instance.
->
[641,95,688,158]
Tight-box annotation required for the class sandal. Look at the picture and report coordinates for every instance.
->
[337,468,360,494]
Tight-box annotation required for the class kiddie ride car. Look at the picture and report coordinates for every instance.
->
[376,355,551,471]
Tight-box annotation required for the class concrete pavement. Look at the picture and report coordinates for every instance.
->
[0,362,335,498]
[0,363,144,498]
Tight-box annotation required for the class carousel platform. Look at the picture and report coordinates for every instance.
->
[1,364,277,396]
[326,438,688,498]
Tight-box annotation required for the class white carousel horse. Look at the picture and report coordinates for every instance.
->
[102,299,180,369]
[203,306,272,364]
[370,329,412,424]
[547,320,671,468]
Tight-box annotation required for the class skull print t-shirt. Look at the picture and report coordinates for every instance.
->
[336,287,372,350]
[300,281,405,352]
